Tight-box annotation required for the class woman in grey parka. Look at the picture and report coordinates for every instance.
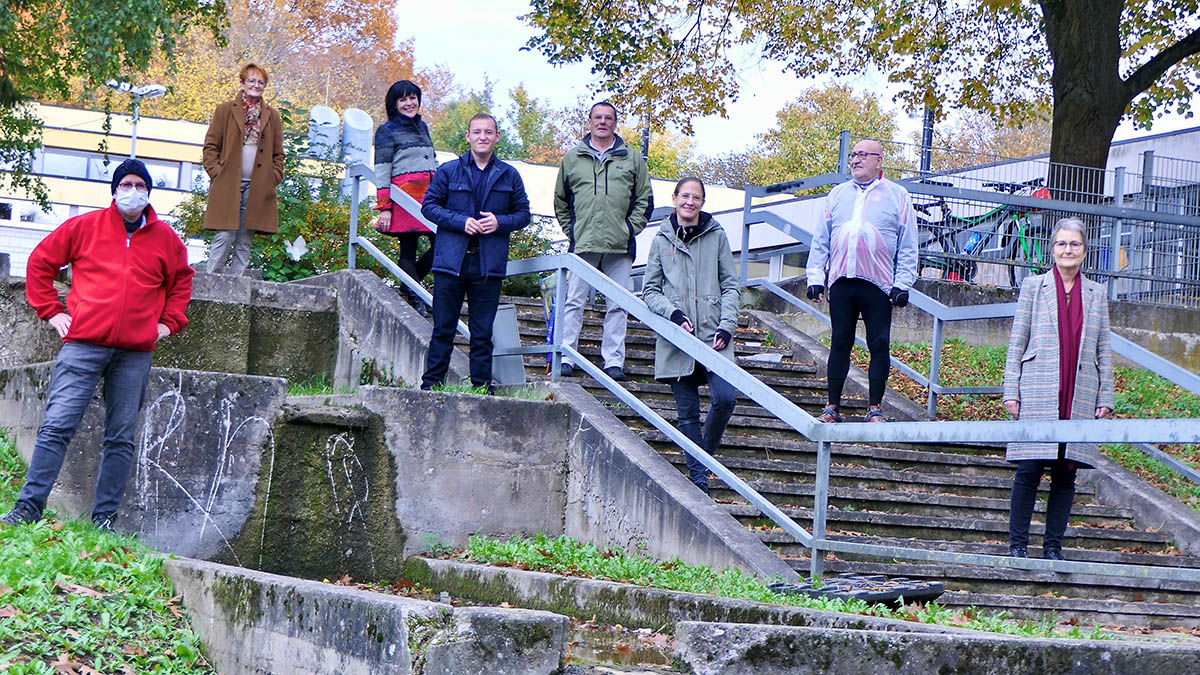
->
[642,177,740,494]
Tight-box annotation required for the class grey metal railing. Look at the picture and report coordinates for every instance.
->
[343,156,1200,585]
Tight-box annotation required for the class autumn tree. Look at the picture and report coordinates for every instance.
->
[523,0,1200,182]
[747,84,899,186]
[0,0,223,204]
[507,84,572,164]
[686,151,752,188]
[131,1,455,124]
[618,125,695,179]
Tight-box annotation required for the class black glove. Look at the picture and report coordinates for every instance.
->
[806,284,825,301]
[670,309,689,326]
[714,328,732,348]
[890,287,909,308]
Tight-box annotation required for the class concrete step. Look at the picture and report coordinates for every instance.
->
[659,452,1107,506]
[936,592,1200,630]
[638,432,1014,474]
[723,504,1167,553]
[810,559,1200,607]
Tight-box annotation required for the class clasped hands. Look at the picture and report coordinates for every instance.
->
[464,212,499,236]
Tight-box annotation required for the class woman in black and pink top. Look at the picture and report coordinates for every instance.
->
[373,80,439,313]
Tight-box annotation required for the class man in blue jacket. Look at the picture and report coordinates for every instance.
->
[420,112,531,391]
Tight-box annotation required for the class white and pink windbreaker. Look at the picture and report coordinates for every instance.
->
[806,178,919,294]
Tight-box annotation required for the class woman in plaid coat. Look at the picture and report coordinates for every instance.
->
[1002,217,1114,561]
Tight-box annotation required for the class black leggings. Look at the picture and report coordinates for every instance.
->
[394,232,436,282]
[827,277,892,407]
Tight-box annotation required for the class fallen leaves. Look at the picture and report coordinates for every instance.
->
[53,580,104,599]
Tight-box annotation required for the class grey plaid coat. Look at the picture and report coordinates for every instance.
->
[1002,273,1114,466]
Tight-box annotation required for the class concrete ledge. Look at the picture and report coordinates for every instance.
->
[295,270,469,388]
[165,557,568,675]
[1085,453,1200,557]
[746,309,925,422]
[551,382,798,581]
[402,558,968,637]
[673,621,1200,675]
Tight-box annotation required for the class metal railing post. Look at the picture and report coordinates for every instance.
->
[1110,167,1124,301]
[740,188,753,286]
[837,131,851,174]
[551,265,567,379]
[348,175,361,270]
[810,440,830,580]
[927,316,944,419]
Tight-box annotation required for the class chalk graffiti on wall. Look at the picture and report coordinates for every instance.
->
[324,431,375,575]
[134,372,275,565]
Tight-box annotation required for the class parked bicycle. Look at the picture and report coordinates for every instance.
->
[914,178,1052,287]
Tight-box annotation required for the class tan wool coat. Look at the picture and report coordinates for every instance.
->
[202,92,285,233]
[1002,272,1115,467]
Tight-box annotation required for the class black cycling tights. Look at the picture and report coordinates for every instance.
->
[826,277,892,407]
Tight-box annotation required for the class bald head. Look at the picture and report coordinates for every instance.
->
[850,139,883,183]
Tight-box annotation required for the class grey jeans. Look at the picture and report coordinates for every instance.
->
[560,252,633,369]
[207,180,252,275]
[16,341,153,518]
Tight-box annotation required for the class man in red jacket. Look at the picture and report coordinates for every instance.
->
[1,159,194,530]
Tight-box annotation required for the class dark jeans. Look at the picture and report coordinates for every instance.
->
[422,250,503,389]
[16,341,152,518]
[670,365,739,492]
[827,277,892,406]
[1009,458,1078,552]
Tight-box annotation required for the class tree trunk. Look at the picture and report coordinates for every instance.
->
[1041,1,1127,202]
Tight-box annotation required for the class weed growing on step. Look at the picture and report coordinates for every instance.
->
[461,533,1112,640]
[429,382,552,400]
[0,432,213,673]
[287,373,357,397]
[762,332,792,350]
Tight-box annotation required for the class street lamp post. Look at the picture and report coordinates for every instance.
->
[105,80,167,159]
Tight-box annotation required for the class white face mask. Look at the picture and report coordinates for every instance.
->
[115,188,149,214]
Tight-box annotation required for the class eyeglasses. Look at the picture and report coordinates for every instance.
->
[848,151,882,160]
[1053,240,1084,250]
[245,78,266,86]
[116,182,148,192]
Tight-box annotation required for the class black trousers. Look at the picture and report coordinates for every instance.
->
[827,277,892,406]
[421,251,502,389]
[1008,457,1077,552]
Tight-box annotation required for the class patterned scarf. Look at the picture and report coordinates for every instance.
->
[242,96,261,145]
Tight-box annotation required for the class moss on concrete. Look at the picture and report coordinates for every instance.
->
[248,306,337,382]
[221,404,406,582]
[211,574,265,627]
[153,300,251,373]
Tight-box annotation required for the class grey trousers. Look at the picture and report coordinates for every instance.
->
[560,252,633,369]
[208,180,252,276]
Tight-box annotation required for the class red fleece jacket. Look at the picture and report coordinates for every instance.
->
[25,202,194,352]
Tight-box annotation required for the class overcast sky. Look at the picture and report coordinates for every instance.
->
[402,1,1198,158]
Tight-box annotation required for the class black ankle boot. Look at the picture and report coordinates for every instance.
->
[1043,547,1065,561]
[1009,545,1028,558]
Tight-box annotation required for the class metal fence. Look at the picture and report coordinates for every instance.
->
[849,135,1200,307]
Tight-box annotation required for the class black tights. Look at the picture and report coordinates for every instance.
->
[393,232,435,282]
[1009,455,1077,552]
[827,278,892,407]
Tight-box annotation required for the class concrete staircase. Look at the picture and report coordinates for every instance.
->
[493,295,1200,629]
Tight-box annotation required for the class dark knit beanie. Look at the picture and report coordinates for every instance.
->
[110,159,153,195]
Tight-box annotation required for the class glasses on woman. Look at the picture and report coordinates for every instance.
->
[1052,240,1084,250]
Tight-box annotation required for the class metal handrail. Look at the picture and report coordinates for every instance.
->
[344,155,1200,583]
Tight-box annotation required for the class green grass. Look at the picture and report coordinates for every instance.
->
[429,382,552,401]
[0,432,213,673]
[461,533,1112,640]
[286,373,357,397]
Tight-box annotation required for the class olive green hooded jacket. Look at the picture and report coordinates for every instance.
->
[642,212,739,380]
[554,134,653,255]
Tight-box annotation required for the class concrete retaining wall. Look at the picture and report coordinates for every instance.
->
[0,365,287,560]
[673,621,1200,675]
[165,557,568,675]
[296,270,470,389]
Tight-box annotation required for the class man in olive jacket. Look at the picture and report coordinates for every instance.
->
[553,101,653,381]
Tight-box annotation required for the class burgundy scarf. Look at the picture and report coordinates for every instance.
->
[1054,266,1083,420]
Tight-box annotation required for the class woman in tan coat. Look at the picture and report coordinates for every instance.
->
[203,63,285,275]
[1002,217,1114,561]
